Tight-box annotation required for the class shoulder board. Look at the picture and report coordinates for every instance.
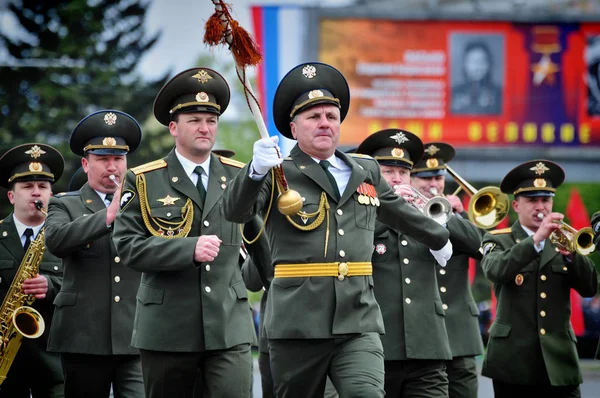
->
[349,153,374,160]
[0,219,3,224]
[55,191,81,197]
[219,156,245,168]
[283,157,292,161]
[131,159,167,175]
[490,227,512,235]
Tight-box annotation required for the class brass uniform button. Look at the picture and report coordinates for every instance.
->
[114,276,120,283]
[442,304,448,310]
[339,250,346,257]
[540,310,546,317]
[405,278,411,284]
[540,328,546,335]
[114,296,120,303]
[403,258,409,265]
[338,229,344,236]
[540,292,547,299]
[204,221,210,227]
[440,287,447,293]
[205,265,211,271]
[401,240,408,246]
[337,209,343,216]
[114,256,120,263]
[562,266,568,271]
[205,286,211,293]
[540,275,547,281]
[405,298,411,304]
[439,269,446,275]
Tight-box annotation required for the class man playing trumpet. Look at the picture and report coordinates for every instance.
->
[410,142,484,398]
[355,130,482,398]
[480,160,598,397]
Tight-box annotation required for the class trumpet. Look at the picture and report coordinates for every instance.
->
[109,175,121,188]
[397,185,452,225]
[536,213,596,256]
[446,165,509,230]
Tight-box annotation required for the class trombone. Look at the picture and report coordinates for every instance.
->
[536,213,596,256]
[445,165,509,230]
[396,185,453,225]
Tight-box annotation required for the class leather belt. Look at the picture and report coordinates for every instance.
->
[274,262,372,281]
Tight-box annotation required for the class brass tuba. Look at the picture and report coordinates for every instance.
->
[0,201,46,385]
[536,213,596,256]
[445,165,509,230]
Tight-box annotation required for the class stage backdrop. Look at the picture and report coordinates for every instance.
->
[252,9,600,149]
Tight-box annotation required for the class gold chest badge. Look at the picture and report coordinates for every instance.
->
[515,274,524,286]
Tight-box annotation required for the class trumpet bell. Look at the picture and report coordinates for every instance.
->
[467,186,509,230]
[549,224,596,256]
[423,196,453,225]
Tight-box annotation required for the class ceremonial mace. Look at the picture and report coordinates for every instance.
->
[204,0,302,215]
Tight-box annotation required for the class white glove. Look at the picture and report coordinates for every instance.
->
[430,239,453,267]
[251,136,283,175]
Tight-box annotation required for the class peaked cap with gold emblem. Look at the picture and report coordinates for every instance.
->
[356,129,424,170]
[411,142,456,177]
[273,62,350,139]
[153,67,230,126]
[500,159,564,197]
[70,110,142,156]
[0,143,64,189]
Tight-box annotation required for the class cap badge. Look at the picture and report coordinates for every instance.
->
[391,148,404,158]
[426,158,439,168]
[425,145,440,156]
[530,162,550,175]
[308,89,324,99]
[25,145,46,159]
[390,132,409,144]
[29,162,42,172]
[102,137,117,146]
[104,112,117,126]
[196,92,209,102]
[302,65,317,79]
[533,178,547,188]
[192,70,212,84]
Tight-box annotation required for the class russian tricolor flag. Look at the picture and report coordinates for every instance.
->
[252,5,306,155]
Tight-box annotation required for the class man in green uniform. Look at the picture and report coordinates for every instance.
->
[45,110,144,398]
[481,160,598,397]
[356,129,481,397]
[411,142,484,398]
[221,62,453,398]
[593,211,600,360]
[112,68,256,398]
[0,143,64,397]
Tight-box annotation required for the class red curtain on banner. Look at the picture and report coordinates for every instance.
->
[565,187,590,336]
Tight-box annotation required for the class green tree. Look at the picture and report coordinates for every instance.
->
[0,0,168,211]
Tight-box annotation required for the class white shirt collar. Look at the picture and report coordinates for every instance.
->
[12,214,44,242]
[175,149,211,181]
[311,154,345,170]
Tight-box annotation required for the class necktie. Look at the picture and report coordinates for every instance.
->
[319,160,340,200]
[105,193,114,207]
[23,228,34,251]
[194,166,207,203]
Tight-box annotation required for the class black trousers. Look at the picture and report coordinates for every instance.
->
[446,356,478,398]
[61,353,143,398]
[384,359,448,398]
[493,380,581,398]
[139,343,252,398]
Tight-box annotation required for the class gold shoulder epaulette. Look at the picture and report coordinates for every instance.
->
[131,159,167,175]
[219,156,245,168]
[283,157,292,160]
[349,153,374,160]
[490,227,512,235]
[56,192,67,197]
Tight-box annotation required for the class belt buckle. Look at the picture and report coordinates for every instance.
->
[338,262,349,281]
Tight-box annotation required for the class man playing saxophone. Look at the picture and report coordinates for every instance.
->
[480,159,598,397]
[0,143,65,397]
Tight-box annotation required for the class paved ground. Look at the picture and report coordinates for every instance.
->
[251,357,600,397]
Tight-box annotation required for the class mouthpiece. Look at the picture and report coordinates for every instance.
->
[34,200,47,215]
[109,175,121,187]
[429,187,439,196]
[536,212,544,220]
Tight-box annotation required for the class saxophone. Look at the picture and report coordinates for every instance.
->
[0,201,47,385]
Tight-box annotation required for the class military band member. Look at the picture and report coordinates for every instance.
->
[0,144,64,398]
[480,160,598,397]
[221,62,453,398]
[411,143,484,398]
[45,110,144,398]
[355,129,455,397]
[112,68,255,398]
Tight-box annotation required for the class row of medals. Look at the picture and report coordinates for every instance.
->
[357,183,380,207]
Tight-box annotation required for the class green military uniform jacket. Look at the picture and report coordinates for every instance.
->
[436,213,484,357]
[112,150,255,352]
[222,145,450,340]
[0,214,63,383]
[481,220,598,386]
[372,221,452,360]
[593,210,600,360]
[45,183,140,355]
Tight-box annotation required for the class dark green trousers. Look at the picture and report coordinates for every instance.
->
[269,333,384,398]
[446,356,478,398]
[139,343,252,398]
[384,359,448,398]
